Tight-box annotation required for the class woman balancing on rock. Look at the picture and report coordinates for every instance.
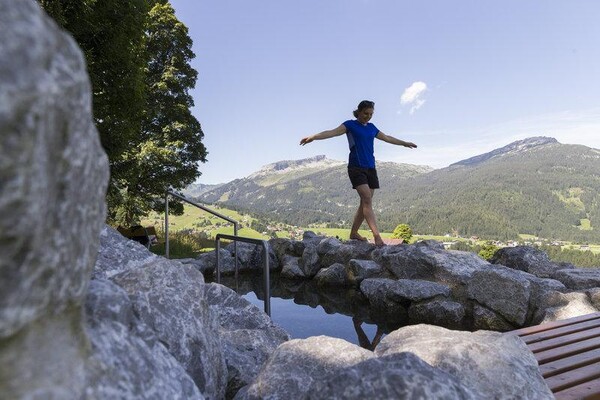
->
[300,100,417,246]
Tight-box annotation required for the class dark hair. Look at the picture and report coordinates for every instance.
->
[353,100,375,118]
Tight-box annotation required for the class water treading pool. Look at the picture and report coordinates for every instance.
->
[207,271,406,350]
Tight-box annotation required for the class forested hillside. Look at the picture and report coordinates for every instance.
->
[196,138,600,243]
[378,140,600,241]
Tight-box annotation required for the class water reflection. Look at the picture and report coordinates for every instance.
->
[207,271,408,349]
[352,317,384,351]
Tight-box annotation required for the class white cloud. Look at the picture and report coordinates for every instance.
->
[400,81,428,114]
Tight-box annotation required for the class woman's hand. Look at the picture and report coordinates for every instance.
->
[403,141,417,148]
[300,136,314,146]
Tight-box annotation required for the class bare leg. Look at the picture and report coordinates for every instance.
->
[350,201,367,241]
[351,184,384,246]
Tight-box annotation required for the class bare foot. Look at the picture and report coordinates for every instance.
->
[374,236,386,247]
[350,233,368,242]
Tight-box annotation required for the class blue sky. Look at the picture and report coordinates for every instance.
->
[170,0,600,184]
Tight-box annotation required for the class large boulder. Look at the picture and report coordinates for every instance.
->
[534,291,598,324]
[299,244,321,277]
[204,283,289,399]
[0,1,109,397]
[359,279,408,323]
[306,352,478,399]
[347,259,385,284]
[280,255,305,279]
[110,263,228,399]
[93,226,163,279]
[235,336,374,400]
[408,299,466,329]
[320,241,377,267]
[490,246,574,278]
[372,242,490,288]
[85,279,203,399]
[552,268,600,290]
[314,263,352,286]
[467,265,532,326]
[376,325,553,399]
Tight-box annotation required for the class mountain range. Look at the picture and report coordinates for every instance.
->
[190,137,600,242]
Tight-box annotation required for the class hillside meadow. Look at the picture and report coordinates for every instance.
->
[138,204,600,263]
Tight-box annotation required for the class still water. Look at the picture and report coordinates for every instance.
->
[208,272,403,350]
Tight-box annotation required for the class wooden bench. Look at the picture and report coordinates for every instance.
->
[117,225,158,249]
[510,312,600,400]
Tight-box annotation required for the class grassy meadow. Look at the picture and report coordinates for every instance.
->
[138,204,599,259]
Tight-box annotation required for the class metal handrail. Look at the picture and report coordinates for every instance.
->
[215,233,271,316]
[164,191,238,270]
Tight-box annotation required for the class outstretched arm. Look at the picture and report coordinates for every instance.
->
[376,131,417,148]
[300,124,346,145]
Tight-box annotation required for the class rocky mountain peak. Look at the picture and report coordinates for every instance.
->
[248,155,345,178]
[450,136,559,167]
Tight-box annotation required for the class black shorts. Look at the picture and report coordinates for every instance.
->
[348,166,380,189]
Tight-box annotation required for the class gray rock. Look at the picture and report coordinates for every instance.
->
[360,279,408,323]
[376,325,553,400]
[467,265,531,326]
[299,244,322,277]
[587,288,600,310]
[196,248,237,276]
[280,255,305,279]
[302,230,325,246]
[552,268,600,290]
[204,283,289,398]
[236,336,374,400]
[85,279,203,399]
[534,291,598,324]
[316,236,343,255]
[348,259,384,284]
[306,352,478,400]
[0,1,108,397]
[93,226,163,279]
[472,304,515,332]
[0,0,108,337]
[388,279,452,302]
[269,238,304,259]
[110,263,227,399]
[373,244,489,287]
[408,299,465,329]
[225,241,257,266]
[314,263,351,286]
[491,246,574,278]
[321,241,377,267]
[225,241,278,272]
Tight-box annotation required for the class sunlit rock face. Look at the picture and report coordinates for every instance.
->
[0,0,109,397]
[375,325,554,400]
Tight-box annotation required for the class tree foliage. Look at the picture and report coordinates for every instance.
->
[391,223,413,242]
[37,0,206,224]
[478,242,500,261]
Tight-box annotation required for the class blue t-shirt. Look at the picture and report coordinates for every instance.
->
[343,120,379,168]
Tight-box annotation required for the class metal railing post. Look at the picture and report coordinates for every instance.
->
[165,191,170,259]
[262,241,270,316]
[215,233,270,317]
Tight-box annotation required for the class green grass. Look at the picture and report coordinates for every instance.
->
[519,234,538,240]
[140,204,600,259]
[579,218,592,230]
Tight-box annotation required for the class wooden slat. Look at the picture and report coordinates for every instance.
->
[544,361,600,392]
[527,326,600,353]
[554,379,600,400]
[518,319,600,345]
[512,312,600,337]
[540,347,600,378]
[534,336,600,364]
